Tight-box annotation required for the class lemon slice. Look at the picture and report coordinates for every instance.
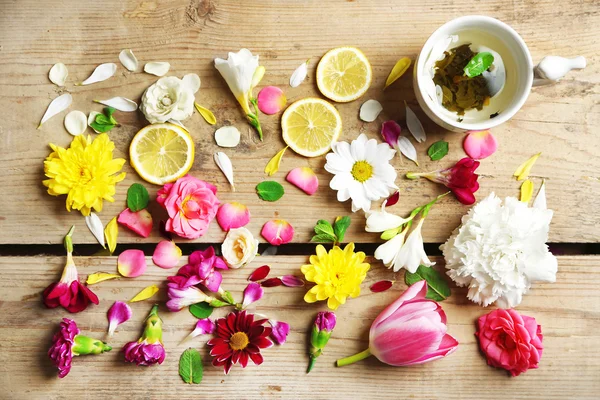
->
[316,46,372,103]
[129,123,195,185]
[281,98,342,157]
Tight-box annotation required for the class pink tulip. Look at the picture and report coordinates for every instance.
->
[336,280,458,367]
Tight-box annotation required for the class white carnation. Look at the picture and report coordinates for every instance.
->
[140,76,195,124]
[441,193,557,308]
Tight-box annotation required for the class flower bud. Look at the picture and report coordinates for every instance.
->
[307,311,336,373]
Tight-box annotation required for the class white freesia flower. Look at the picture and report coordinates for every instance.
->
[221,227,259,269]
[374,228,407,268]
[441,193,557,308]
[366,202,412,232]
[391,219,435,273]
[141,76,196,124]
[325,134,397,213]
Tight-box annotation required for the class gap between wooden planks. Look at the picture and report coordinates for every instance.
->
[0,255,598,399]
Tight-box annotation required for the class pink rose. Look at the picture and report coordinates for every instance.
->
[157,175,219,239]
[475,309,543,377]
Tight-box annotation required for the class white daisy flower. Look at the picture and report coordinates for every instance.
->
[325,134,397,212]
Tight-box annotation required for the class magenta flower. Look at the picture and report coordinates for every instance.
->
[307,311,336,373]
[241,282,264,308]
[122,305,166,366]
[48,318,112,378]
[180,318,216,345]
[269,319,290,345]
[166,247,228,293]
[166,285,216,312]
[337,281,458,367]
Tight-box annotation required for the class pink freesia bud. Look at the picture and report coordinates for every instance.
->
[286,167,319,195]
[406,157,480,205]
[248,265,271,281]
[216,202,251,232]
[476,309,543,377]
[261,219,295,246]
[464,130,498,160]
[122,305,166,366]
[336,281,458,367]
[242,282,264,308]
[117,249,147,278]
[107,301,132,337]
[152,240,182,269]
[118,208,153,238]
[179,318,216,345]
[381,120,402,148]
[257,86,287,115]
[269,319,291,345]
[280,275,305,287]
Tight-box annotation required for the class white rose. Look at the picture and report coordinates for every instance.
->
[221,227,259,269]
[140,76,197,124]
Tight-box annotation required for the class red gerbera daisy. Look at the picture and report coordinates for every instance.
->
[207,310,273,374]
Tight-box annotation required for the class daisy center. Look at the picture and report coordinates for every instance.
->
[229,331,249,351]
[351,160,373,183]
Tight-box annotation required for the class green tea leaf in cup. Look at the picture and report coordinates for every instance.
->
[463,52,494,78]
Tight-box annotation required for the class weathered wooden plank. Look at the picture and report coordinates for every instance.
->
[0,255,598,399]
[0,0,599,245]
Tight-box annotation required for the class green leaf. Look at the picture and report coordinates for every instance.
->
[179,348,203,384]
[89,121,115,133]
[404,265,451,301]
[311,233,336,243]
[256,181,284,202]
[314,220,335,237]
[189,302,214,319]
[333,216,351,242]
[463,52,494,78]
[427,140,449,161]
[126,183,149,212]
[95,114,112,125]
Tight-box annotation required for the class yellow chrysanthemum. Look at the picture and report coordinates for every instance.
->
[301,243,370,310]
[43,133,126,216]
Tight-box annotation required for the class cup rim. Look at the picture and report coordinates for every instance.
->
[416,15,534,131]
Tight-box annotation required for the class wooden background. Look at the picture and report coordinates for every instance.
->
[0,0,599,399]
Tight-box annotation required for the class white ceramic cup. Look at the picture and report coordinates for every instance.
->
[413,15,585,132]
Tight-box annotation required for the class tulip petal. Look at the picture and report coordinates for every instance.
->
[381,120,402,148]
[261,219,295,246]
[107,301,132,336]
[407,333,459,365]
[242,282,264,308]
[370,280,394,293]
[257,86,287,115]
[129,285,160,302]
[180,318,215,345]
[261,277,283,287]
[463,130,498,160]
[286,167,319,195]
[152,240,182,269]
[248,265,271,282]
[117,208,153,238]
[117,249,147,278]
[371,280,427,328]
[216,202,251,231]
[280,275,304,287]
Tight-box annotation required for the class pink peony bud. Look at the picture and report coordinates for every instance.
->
[336,281,458,367]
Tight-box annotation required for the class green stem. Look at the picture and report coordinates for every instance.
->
[336,348,372,367]
[72,335,112,356]
[307,356,317,373]
[64,226,75,253]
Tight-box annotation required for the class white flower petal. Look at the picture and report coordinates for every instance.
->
[405,101,426,143]
[290,60,309,87]
[215,126,241,148]
[94,97,138,112]
[49,63,68,86]
[88,111,102,133]
[182,73,201,94]
[359,99,383,122]
[38,93,72,129]
[397,136,418,165]
[533,180,547,209]
[64,110,87,136]
[375,232,406,267]
[80,63,117,85]
[144,62,170,76]
[119,49,139,72]
[214,152,235,190]
[85,212,106,248]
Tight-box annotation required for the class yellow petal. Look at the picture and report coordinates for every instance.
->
[194,103,217,125]
[129,285,160,302]
[264,147,288,176]
[104,217,118,254]
[384,57,411,90]
[86,272,120,285]
[514,152,541,181]
[520,179,534,203]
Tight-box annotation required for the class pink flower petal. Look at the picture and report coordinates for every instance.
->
[117,249,147,278]
[257,86,287,115]
[242,282,264,308]
[286,167,319,195]
[385,191,400,207]
[118,208,153,238]
[280,275,304,287]
[261,277,283,287]
[381,120,402,148]
[261,219,295,246]
[463,130,498,160]
[370,280,394,293]
[216,202,251,232]
[107,301,132,336]
[248,265,271,282]
[179,318,215,345]
[269,319,290,345]
[152,240,182,269]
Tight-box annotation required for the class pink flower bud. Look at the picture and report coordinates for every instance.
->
[315,311,336,332]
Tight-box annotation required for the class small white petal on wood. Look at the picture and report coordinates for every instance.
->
[119,49,138,72]
[80,63,117,85]
[405,101,426,143]
[215,126,241,148]
[85,212,106,248]
[144,62,170,77]
[359,99,383,122]
[49,63,68,86]
[182,73,201,94]
[93,97,138,112]
[64,110,87,136]
[397,136,418,166]
[533,180,547,210]
[214,152,235,191]
[38,93,72,129]
[289,60,308,87]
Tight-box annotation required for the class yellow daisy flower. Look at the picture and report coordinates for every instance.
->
[301,243,370,310]
[43,133,126,216]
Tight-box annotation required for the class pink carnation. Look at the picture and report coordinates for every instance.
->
[48,318,78,378]
[157,175,219,239]
[123,341,166,366]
